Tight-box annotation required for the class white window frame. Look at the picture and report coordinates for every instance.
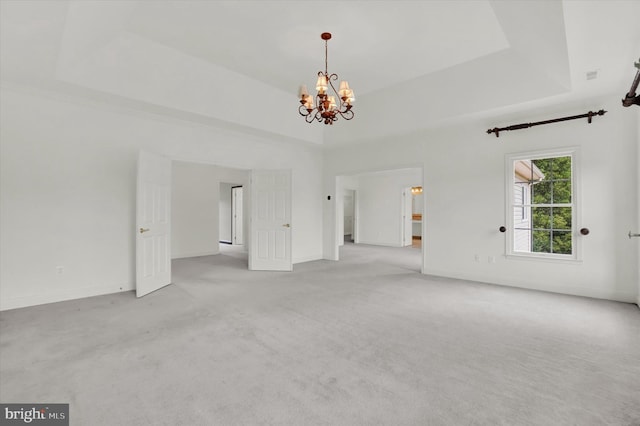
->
[505,148,581,262]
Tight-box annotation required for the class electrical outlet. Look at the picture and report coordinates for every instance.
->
[474,254,480,262]
[56,266,64,274]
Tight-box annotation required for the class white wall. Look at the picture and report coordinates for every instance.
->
[0,83,324,311]
[172,161,219,258]
[637,107,640,307]
[171,163,246,259]
[324,95,639,303]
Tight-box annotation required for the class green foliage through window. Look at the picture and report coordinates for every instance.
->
[513,155,573,255]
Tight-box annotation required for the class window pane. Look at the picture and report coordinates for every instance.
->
[553,181,571,203]
[510,154,574,257]
[532,230,551,253]
[551,156,572,179]
[552,207,572,230]
[552,231,572,254]
[533,158,552,177]
[532,181,551,204]
[532,207,550,229]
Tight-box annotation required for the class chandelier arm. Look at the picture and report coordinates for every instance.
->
[298,104,311,117]
[336,109,355,121]
[326,73,353,113]
[326,73,340,97]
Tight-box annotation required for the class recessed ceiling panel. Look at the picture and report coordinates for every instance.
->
[125,0,509,95]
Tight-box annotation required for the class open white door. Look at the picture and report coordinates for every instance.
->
[232,186,244,245]
[136,151,172,297]
[249,170,292,271]
[403,188,412,246]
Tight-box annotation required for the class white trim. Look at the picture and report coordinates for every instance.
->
[0,282,134,312]
[421,268,636,303]
[357,240,405,248]
[171,251,219,259]
[505,147,582,262]
[505,252,582,264]
[293,254,323,264]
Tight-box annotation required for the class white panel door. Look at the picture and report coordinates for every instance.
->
[232,186,244,245]
[136,151,172,297]
[249,170,292,271]
[403,188,412,246]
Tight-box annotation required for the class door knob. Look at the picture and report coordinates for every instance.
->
[139,228,150,234]
[283,224,290,228]
[629,231,640,239]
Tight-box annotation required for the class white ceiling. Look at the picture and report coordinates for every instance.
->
[1,0,639,145]
[126,0,510,96]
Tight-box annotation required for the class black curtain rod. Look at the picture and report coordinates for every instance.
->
[621,58,640,107]
[486,109,607,138]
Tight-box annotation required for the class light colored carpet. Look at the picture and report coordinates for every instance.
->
[1,243,639,425]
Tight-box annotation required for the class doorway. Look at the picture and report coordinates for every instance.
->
[342,189,356,245]
[136,153,295,297]
[334,167,424,272]
[219,182,244,246]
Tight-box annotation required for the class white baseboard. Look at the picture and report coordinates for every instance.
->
[171,250,219,259]
[293,254,323,264]
[0,282,134,312]
[357,240,403,248]
[421,267,637,303]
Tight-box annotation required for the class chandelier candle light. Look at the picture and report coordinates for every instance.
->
[299,32,355,125]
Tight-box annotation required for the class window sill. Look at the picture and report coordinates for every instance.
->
[506,253,582,264]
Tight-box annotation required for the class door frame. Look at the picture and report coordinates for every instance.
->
[138,155,252,288]
[332,165,425,273]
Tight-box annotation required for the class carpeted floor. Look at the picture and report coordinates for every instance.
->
[1,243,639,425]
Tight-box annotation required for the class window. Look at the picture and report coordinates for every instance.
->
[507,150,577,259]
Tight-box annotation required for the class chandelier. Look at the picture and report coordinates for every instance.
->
[298,32,355,125]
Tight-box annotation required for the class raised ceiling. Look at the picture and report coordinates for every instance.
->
[1,0,639,145]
